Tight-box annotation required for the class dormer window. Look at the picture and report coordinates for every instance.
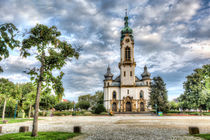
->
[125,46,131,61]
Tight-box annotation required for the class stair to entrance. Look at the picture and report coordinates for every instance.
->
[114,111,155,116]
[114,111,156,116]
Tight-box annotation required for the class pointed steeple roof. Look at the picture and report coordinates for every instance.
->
[141,65,151,80]
[104,65,113,80]
[121,9,133,41]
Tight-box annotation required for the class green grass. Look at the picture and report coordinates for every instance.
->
[194,134,210,140]
[0,132,80,140]
[0,118,33,124]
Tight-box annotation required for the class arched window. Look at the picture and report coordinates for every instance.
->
[113,91,116,99]
[125,46,131,61]
[140,90,144,99]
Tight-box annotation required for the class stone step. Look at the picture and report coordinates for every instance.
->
[114,111,156,116]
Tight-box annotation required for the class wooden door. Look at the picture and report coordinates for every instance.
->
[140,102,145,111]
[112,103,117,112]
[126,102,131,112]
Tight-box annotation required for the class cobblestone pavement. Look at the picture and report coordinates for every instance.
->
[1,115,210,140]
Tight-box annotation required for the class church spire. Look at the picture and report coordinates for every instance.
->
[121,9,133,41]
[124,9,128,27]
[104,65,113,80]
[141,65,151,80]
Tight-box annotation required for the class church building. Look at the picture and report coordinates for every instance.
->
[103,13,151,112]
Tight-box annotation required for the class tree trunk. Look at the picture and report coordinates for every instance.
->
[28,104,32,118]
[2,98,7,121]
[31,52,45,137]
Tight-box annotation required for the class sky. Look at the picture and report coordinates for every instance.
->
[0,0,210,101]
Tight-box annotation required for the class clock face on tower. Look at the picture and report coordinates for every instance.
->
[126,38,130,43]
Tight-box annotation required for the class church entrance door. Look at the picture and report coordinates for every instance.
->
[126,102,131,112]
[140,102,145,111]
[112,103,117,112]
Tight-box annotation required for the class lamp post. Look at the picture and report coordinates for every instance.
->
[14,101,18,119]
[155,104,158,115]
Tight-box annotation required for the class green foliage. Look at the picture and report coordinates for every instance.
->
[178,64,210,111]
[0,98,16,117]
[0,78,16,119]
[78,91,104,108]
[0,132,80,140]
[92,104,106,114]
[83,111,93,116]
[0,23,20,72]
[169,101,179,110]
[194,134,210,139]
[0,78,16,98]
[100,112,109,115]
[15,82,36,111]
[54,102,74,111]
[20,24,79,136]
[76,101,90,110]
[39,94,57,110]
[72,112,76,116]
[149,76,169,113]
[52,111,72,116]
[21,24,79,102]
[0,118,33,124]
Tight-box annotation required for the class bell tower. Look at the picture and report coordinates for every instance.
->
[119,11,136,86]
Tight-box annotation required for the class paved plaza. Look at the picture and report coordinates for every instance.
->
[1,115,210,140]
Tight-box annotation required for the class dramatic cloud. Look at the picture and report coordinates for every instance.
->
[0,0,209,101]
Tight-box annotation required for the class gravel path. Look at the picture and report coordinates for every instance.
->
[1,115,210,140]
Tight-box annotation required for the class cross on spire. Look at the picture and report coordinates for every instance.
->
[125,9,127,17]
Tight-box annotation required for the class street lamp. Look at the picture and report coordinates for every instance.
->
[14,100,18,119]
[155,104,158,115]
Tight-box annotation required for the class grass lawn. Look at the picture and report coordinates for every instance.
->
[194,134,210,140]
[0,118,33,124]
[0,132,80,140]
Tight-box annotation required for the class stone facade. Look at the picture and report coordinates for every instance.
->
[103,13,151,113]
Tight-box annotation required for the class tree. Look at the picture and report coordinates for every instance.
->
[78,91,104,107]
[20,24,79,137]
[169,101,179,111]
[54,101,74,111]
[23,91,36,118]
[179,64,210,112]
[76,101,90,110]
[0,23,19,72]
[15,82,35,112]
[0,78,15,120]
[92,91,104,104]
[92,104,106,114]
[149,76,169,113]
[39,94,57,110]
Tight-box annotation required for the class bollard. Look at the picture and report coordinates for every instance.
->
[0,126,2,133]
[19,126,29,132]
[189,126,199,135]
[73,126,81,133]
[2,120,8,124]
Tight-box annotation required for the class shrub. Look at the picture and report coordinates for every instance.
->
[100,112,108,115]
[54,102,74,111]
[76,101,90,110]
[52,111,72,116]
[93,104,106,114]
[83,111,92,116]
[72,112,76,116]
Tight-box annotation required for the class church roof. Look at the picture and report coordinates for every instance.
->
[141,65,151,80]
[113,75,141,82]
[121,11,133,41]
[104,65,113,80]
